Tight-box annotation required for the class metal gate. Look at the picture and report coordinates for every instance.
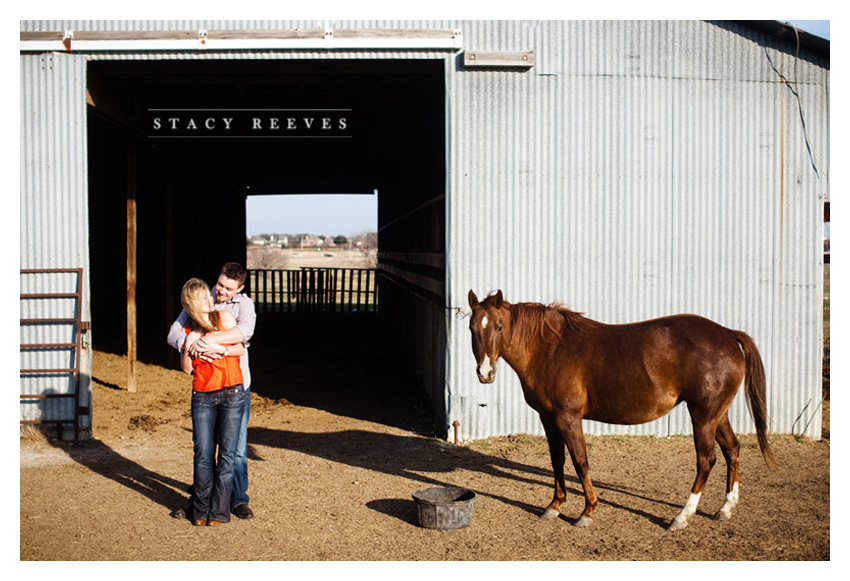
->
[20,269,90,442]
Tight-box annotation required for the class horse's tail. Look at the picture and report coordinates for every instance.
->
[734,330,777,469]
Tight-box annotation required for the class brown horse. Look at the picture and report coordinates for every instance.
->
[467,290,776,530]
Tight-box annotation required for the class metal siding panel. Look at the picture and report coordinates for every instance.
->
[668,75,778,438]
[20,19,461,33]
[772,58,827,438]
[20,54,92,431]
[81,49,455,65]
[446,21,827,441]
[20,54,88,271]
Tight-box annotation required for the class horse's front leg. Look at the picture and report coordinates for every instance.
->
[540,414,567,520]
[560,415,598,527]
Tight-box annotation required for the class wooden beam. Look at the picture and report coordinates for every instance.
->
[21,28,463,51]
[165,169,175,367]
[127,144,138,393]
[463,51,535,68]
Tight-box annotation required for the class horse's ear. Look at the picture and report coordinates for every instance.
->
[493,290,504,308]
[468,290,479,309]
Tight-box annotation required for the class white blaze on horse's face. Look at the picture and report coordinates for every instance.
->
[479,354,494,380]
[469,308,501,384]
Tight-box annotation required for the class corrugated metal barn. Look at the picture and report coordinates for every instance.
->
[20,20,828,442]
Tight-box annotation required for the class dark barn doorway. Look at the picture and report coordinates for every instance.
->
[86,58,447,433]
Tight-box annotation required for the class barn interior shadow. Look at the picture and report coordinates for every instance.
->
[249,313,442,437]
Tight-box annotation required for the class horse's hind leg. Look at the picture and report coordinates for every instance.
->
[669,415,717,531]
[713,415,740,521]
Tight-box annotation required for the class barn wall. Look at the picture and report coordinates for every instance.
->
[21,20,828,441]
[446,20,828,440]
[21,20,458,433]
[20,52,93,435]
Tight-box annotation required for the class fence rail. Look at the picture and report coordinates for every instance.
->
[248,268,378,314]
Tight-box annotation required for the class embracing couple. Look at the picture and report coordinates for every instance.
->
[166,262,257,526]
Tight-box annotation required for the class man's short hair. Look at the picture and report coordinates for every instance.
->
[220,262,247,285]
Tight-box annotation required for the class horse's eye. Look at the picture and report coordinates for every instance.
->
[496,324,503,332]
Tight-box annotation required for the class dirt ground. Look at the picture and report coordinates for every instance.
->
[20,316,829,561]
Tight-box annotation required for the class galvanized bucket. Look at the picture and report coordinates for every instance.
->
[412,487,476,530]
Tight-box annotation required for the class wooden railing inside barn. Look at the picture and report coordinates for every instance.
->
[247,268,378,314]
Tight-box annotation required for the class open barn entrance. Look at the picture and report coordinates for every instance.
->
[245,192,379,314]
[86,59,447,434]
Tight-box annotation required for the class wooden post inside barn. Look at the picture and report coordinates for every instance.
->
[126,143,138,393]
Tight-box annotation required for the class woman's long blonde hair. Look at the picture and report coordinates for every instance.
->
[181,278,221,333]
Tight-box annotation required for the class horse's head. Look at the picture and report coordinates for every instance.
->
[468,289,510,383]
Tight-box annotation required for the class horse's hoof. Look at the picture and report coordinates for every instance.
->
[712,510,732,521]
[540,508,560,520]
[667,518,687,531]
[573,515,593,528]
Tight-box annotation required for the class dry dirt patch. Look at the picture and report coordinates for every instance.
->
[21,338,829,560]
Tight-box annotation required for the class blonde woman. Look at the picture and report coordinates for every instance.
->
[180,278,246,526]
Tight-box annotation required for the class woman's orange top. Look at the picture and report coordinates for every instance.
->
[184,321,244,392]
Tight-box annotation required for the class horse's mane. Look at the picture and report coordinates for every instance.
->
[510,302,599,345]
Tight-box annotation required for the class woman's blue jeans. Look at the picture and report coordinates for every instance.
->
[191,386,245,523]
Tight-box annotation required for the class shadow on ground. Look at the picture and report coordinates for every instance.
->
[246,312,680,527]
[248,425,680,527]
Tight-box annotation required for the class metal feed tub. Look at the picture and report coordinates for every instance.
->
[412,487,476,530]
